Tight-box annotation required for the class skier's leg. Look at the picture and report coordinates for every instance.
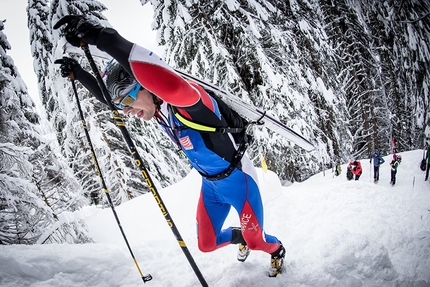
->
[196,183,232,252]
[373,166,377,180]
[224,166,285,276]
[223,169,280,254]
[375,166,380,181]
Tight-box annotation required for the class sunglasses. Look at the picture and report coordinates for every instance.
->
[114,84,142,109]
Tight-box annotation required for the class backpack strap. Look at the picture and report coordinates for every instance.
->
[169,105,252,181]
[171,106,244,134]
[204,136,250,181]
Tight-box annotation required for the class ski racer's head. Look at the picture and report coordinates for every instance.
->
[105,62,160,121]
[105,61,136,102]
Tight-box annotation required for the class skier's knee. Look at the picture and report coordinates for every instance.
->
[198,238,216,252]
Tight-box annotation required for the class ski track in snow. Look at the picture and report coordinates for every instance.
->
[1,150,429,287]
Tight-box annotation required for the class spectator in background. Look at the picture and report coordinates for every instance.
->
[370,150,385,184]
[347,160,362,181]
[389,154,401,186]
[425,146,430,181]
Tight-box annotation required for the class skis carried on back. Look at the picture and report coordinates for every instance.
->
[175,70,315,152]
[61,41,314,151]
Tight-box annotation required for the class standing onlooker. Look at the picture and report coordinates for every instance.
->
[389,154,401,186]
[370,149,385,184]
[425,146,430,181]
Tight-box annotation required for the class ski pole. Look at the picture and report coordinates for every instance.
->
[80,44,208,287]
[67,74,152,283]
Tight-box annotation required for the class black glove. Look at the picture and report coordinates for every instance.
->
[54,57,80,78]
[53,15,104,47]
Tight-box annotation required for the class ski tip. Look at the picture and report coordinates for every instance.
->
[302,143,315,152]
[292,138,315,152]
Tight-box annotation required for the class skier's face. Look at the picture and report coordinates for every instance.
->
[115,89,157,121]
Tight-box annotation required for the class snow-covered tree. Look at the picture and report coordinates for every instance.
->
[27,0,190,206]
[0,19,88,244]
[144,0,344,180]
[363,0,430,150]
[142,0,430,180]
[27,0,53,111]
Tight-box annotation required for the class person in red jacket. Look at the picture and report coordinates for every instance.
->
[347,160,363,181]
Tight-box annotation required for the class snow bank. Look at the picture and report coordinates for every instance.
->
[1,150,429,286]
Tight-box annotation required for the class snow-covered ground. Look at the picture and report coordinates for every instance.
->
[1,150,429,287]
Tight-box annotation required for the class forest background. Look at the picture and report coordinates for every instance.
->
[0,0,429,245]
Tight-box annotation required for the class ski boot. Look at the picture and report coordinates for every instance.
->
[237,243,250,262]
[268,243,285,277]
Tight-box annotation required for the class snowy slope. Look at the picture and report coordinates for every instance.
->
[1,150,429,287]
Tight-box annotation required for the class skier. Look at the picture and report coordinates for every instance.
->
[54,15,285,277]
[347,160,362,181]
[389,154,401,186]
[370,149,385,183]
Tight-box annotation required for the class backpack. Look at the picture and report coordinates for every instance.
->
[170,90,250,181]
[346,167,353,180]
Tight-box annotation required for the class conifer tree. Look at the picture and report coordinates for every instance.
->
[41,0,189,205]
[1,19,88,244]
[143,0,430,180]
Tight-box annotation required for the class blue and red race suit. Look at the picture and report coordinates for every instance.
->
[78,31,281,254]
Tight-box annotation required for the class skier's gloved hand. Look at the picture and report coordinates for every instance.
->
[54,57,81,78]
[53,15,104,47]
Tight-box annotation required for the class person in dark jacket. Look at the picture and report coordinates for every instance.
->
[370,149,385,184]
[54,15,285,277]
